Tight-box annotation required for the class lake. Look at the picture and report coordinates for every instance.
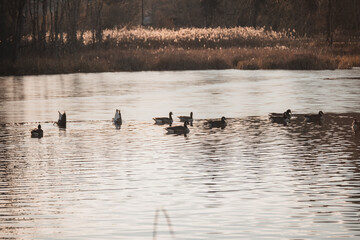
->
[1,69,360,239]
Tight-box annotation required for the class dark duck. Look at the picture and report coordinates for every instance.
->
[57,111,66,128]
[31,124,43,138]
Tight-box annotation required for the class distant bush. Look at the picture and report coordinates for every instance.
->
[337,56,360,69]
[259,53,337,70]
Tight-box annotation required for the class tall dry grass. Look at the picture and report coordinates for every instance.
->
[96,26,297,49]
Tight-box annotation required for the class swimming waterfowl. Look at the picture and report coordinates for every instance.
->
[166,121,190,134]
[269,109,292,119]
[269,112,290,125]
[31,124,43,138]
[153,112,173,125]
[304,111,324,122]
[205,116,227,129]
[113,109,122,125]
[178,112,193,123]
[352,119,359,132]
[56,111,66,128]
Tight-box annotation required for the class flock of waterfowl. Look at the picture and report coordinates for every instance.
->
[268,109,325,125]
[31,109,359,138]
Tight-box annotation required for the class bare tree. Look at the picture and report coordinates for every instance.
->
[87,0,105,46]
[251,0,264,28]
[6,0,26,61]
[64,0,81,49]
[40,0,47,49]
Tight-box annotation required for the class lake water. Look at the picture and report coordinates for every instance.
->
[0,69,360,239]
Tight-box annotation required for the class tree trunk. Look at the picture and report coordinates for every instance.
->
[354,0,359,36]
[326,0,333,45]
[41,0,47,50]
[251,0,263,28]
[66,0,81,49]
[59,0,65,48]
[12,0,26,62]
[95,0,104,45]
[36,0,41,48]
[0,2,7,52]
[28,0,37,47]
[49,0,54,43]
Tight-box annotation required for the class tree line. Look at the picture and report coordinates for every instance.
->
[1,0,359,61]
[0,0,125,61]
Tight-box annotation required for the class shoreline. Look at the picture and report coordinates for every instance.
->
[1,27,360,76]
[1,46,359,77]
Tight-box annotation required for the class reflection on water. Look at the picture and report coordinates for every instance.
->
[0,69,360,239]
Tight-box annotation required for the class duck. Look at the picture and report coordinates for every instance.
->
[205,116,227,129]
[31,124,43,138]
[153,112,173,125]
[113,109,122,125]
[166,121,190,134]
[352,119,359,132]
[56,111,66,128]
[178,112,193,124]
[269,112,290,125]
[269,109,292,119]
[304,111,324,122]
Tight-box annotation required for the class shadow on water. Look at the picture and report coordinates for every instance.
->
[153,208,175,240]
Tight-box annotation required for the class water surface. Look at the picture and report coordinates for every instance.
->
[1,69,360,239]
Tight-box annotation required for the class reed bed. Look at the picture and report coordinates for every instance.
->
[93,26,297,49]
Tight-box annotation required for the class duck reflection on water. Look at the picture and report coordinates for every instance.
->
[352,119,359,133]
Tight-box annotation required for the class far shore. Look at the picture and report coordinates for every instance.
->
[1,27,359,76]
[1,46,360,77]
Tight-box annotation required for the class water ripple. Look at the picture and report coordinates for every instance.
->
[1,70,360,239]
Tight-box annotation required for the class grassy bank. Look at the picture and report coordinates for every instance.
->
[1,27,360,76]
[2,46,360,76]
